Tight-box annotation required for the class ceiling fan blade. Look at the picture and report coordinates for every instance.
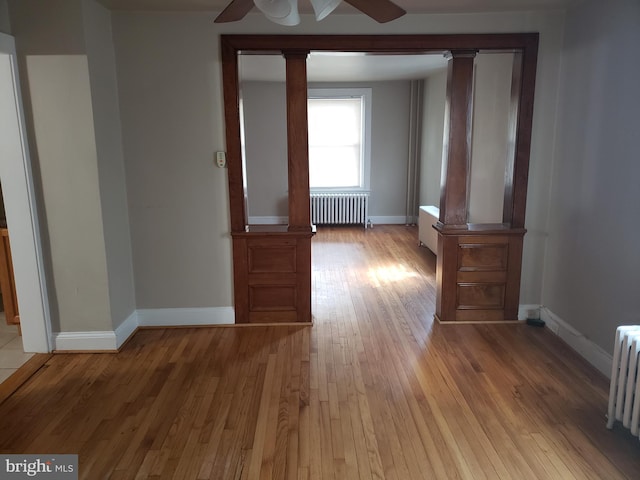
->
[214,0,255,23]
[343,0,406,23]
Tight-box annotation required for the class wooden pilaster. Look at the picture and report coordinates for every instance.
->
[284,50,312,232]
[438,50,477,228]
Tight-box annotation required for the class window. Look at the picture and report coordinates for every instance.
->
[307,88,371,191]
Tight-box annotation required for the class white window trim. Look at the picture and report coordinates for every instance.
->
[307,88,372,193]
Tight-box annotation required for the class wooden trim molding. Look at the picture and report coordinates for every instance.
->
[0,354,51,406]
[221,37,247,232]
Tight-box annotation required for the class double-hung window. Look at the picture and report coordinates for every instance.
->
[307,88,371,191]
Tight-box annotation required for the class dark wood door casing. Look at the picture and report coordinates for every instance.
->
[220,34,539,324]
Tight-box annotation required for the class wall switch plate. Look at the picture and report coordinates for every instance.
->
[215,151,226,168]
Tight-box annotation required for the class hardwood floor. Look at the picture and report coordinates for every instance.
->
[0,225,638,479]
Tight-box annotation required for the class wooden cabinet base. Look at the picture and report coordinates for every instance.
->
[0,228,20,328]
[435,224,524,323]
[232,226,315,324]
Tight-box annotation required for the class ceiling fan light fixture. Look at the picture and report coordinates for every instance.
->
[310,0,341,21]
[254,0,300,26]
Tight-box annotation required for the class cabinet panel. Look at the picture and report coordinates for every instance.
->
[435,228,524,323]
[232,229,313,324]
[457,271,507,283]
[457,283,505,309]
[249,285,297,311]
[458,243,508,271]
[248,246,296,273]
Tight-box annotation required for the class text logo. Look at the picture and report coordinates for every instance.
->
[1,455,77,479]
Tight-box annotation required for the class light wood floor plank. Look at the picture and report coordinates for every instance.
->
[0,225,639,479]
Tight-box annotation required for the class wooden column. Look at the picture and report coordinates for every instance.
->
[435,49,525,323]
[438,50,476,228]
[284,50,312,232]
[435,47,535,324]
[229,49,314,324]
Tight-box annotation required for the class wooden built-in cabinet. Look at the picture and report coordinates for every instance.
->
[433,43,536,323]
[223,43,315,323]
[435,226,524,322]
[0,227,20,329]
[232,226,313,324]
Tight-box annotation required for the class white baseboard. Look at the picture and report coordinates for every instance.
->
[54,331,119,351]
[518,304,540,321]
[540,307,612,378]
[52,307,235,351]
[368,216,409,225]
[247,215,414,227]
[115,311,139,348]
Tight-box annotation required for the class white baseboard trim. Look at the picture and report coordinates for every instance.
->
[247,215,413,227]
[540,307,613,378]
[54,331,118,351]
[247,216,412,226]
[137,307,235,327]
[52,307,235,351]
[368,216,409,225]
[518,304,540,321]
[115,311,139,348]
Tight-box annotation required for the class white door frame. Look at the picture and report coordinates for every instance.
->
[0,32,52,352]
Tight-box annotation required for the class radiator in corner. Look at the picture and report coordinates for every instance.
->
[607,325,640,437]
[310,193,369,228]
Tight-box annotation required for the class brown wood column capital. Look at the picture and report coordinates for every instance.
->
[438,49,477,229]
[282,49,311,59]
[284,51,312,232]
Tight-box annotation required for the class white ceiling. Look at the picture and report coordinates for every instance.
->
[240,53,450,82]
[98,0,579,14]
[96,0,579,82]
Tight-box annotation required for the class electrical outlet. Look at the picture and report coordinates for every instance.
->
[215,151,226,168]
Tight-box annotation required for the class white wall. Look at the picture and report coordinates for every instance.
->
[241,81,288,219]
[82,0,136,329]
[4,6,566,331]
[418,69,446,208]
[110,10,564,308]
[365,80,411,219]
[26,55,113,333]
[543,0,640,353]
[112,13,233,309]
[241,79,411,222]
[9,0,113,333]
[8,0,137,337]
[468,53,512,224]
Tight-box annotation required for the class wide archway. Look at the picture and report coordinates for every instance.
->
[220,34,538,324]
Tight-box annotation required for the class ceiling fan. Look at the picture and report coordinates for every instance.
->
[214,0,406,25]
